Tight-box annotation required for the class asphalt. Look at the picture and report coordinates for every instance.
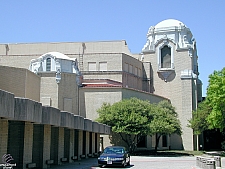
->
[50,156,225,169]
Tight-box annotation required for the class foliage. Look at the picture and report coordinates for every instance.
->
[149,101,182,151]
[96,98,181,152]
[188,101,211,135]
[206,68,225,131]
[96,98,153,152]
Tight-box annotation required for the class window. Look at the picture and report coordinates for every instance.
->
[134,67,138,76]
[88,62,96,71]
[158,43,174,71]
[161,45,171,68]
[46,58,51,71]
[138,68,141,77]
[124,63,128,72]
[129,64,133,74]
[99,62,107,71]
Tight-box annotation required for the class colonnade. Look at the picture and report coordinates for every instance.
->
[0,90,111,169]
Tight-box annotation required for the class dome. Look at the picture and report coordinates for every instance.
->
[39,52,73,60]
[155,19,186,29]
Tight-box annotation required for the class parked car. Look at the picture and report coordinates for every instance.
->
[98,146,130,168]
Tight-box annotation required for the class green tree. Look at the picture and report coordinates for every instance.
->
[149,100,182,151]
[188,101,211,135]
[96,98,182,152]
[206,68,225,131]
[96,98,154,152]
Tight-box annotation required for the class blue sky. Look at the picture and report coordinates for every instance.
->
[0,1,224,96]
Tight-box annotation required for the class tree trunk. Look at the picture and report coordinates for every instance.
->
[155,134,161,152]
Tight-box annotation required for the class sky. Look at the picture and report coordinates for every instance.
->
[0,0,224,97]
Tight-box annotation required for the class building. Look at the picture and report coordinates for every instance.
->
[0,19,202,168]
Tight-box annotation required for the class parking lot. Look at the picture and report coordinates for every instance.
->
[51,156,225,169]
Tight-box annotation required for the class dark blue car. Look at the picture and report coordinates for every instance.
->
[98,146,130,168]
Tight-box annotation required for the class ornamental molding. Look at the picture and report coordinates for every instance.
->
[155,37,176,48]
[157,69,174,82]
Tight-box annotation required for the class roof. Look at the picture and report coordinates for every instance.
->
[82,79,122,88]
[39,52,74,60]
[155,19,186,29]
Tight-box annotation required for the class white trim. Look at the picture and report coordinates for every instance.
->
[157,40,174,71]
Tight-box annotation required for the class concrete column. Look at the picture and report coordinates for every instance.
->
[86,131,90,157]
[96,133,100,152]
[58,127,64,165]
[0,119,8,157]
[69,129,74,163]
[23,122,33,169]
[78,130,83,160]
[42,125,51,169]
[92,133,95,155]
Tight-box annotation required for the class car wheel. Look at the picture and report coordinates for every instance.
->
[121,160,126,168]
[127,158,130,166]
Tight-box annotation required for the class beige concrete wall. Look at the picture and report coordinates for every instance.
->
[69,129,74,163]
[0,55,38,69]
[96,133,100,152]
[58,73,79,115]
[43,124,51,169]
[0,66,40,102]
[0,40,130,55]
[0,40,131,70]
[79,88,122,120]
[144,42,195,150]
[82,53,122,71]
[122,88,167,103]
[78,130,83,160]
[58,127,64,165]
[83,73,123,83]
[181,79,195,150]
[0,119,8,157]
[80,87,167,121]
[85,131,90,157]
[83,53,143,90]
[92,133,95,154]
[23,122,33,169]
[122,72,142,90]
[39,73,58,108]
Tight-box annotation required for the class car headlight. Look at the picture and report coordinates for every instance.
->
[98,157,106,160]
[113,157,124,161]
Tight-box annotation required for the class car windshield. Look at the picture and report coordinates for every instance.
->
[103,147,124,154]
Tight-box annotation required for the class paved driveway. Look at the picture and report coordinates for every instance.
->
[51,156,225,169]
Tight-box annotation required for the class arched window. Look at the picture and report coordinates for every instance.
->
[161,45,171,68]
[46,58,51,71]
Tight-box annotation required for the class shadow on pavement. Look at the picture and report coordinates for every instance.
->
[132,150,195,157]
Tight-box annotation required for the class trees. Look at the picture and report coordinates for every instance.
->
[96,98,181,152]
[96,98,153,153]
[205,68,225,131]
[149,100,182,151]
[188,101,211,135]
